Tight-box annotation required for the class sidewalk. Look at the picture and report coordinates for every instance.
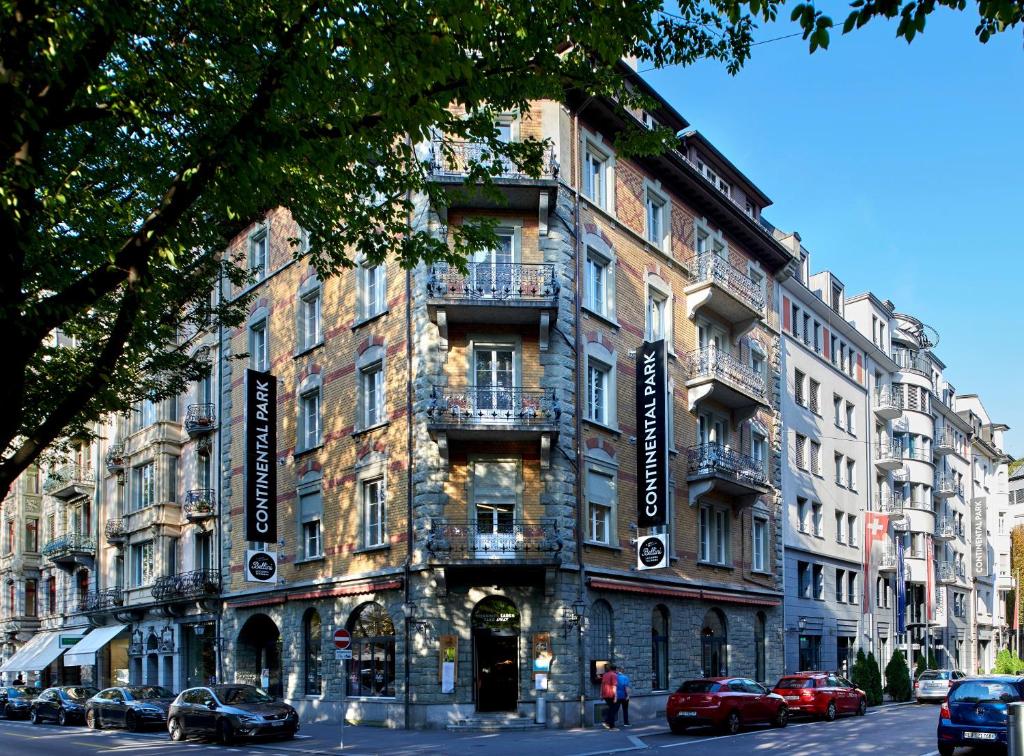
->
[254,718,664,756]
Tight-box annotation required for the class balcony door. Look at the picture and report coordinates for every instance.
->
[698,413,729,449]
[470,230,515,298]
[471,459,520,558]
[474,346,515,416]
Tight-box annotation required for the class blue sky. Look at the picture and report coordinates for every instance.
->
[644,9,1024,455]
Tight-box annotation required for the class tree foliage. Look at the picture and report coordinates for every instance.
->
[864,651,884,706]
[885,650,912,701]
[995,648,1024,675]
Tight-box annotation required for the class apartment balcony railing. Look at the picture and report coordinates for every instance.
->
[874,442,904,471]
[105,444,126,474]
[151,569,221,603]
[893,349,931,376]
[105,518,126,545]
[183,489,217,522]
[877,492,905,516]
[686,443,770,506]
[934,428,956,456]
[41,533,96,567]
[426,386,560,442]
[427,262,559,304]
[43,464,95,500]
[873,387,902,421]
[879,549,898,572]
[935,475,961,499]
[425,519,563,563]
[184,403,216,436]
[428,140,558,181]
[902,446,932,463]
[937,561,965,584]
[79,588,123,613]
[935,518,956,541]
[684,254,765,335]
[682,346,768,415]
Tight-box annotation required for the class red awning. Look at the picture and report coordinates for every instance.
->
[587,577,780,607]
[227,578,403,608]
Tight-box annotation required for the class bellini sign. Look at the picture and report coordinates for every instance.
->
[245,369,278,543]
[636,340,668,529]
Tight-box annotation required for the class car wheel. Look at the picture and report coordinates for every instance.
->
[773,706,788,728]
[218,719,235,745]
[856,698,867,717]
[0,703,7,719]
[669,720,689,735]
[724,710,741,735]
[125,711,138,732]
[30,708,40,725]
[56,707,67,727]
[938,746,955,756]
[168,717,186,742]
[824,701,837,722]
[86,709,101,730]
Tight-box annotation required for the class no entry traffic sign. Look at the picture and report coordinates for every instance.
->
[334,628,351,650]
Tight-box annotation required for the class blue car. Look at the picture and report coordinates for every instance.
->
[937,675,1024,755]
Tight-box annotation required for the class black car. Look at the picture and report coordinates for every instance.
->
[86,686,175,731]
[30,686,98,725]
[0,686,33,719]
[167,685,298,744]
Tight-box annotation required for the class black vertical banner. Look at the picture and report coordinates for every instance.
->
[245,369,277,542]
[636,340,668,528]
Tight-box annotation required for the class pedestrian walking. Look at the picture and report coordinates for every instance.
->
[616,666,631,727]
[600,663,619,730]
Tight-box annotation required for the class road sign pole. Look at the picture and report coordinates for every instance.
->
[333,628,352,750]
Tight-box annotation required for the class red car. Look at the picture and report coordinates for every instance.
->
[772,672,867,720]
[666,677,788,735]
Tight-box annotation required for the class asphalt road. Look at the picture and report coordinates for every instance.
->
[0,703,988,756]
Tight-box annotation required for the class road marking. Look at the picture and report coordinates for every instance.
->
[918,752,939,756]
[657,719,820,748]
[626,735,646,748]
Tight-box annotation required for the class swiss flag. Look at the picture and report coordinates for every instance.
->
[863,512,890,611]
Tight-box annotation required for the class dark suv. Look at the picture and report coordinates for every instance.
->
[30,686,98,725]
[0,686,33,719]
[167,685,298,744]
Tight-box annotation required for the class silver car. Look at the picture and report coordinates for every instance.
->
[915,669,966,703]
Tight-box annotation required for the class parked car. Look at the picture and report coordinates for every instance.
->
[665,677,788,735]
[772,672,867,720]
[30,686,98,725]
[0,686,32,719]
[167,684,298,744]
[916,669,967,703]
[86,686,176,731]
[937,676,1024,755]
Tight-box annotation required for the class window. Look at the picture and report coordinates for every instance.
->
[25,579,36,617]
[836,569,846,602]
[813,564,824,600]
[360,263,386,320]
[298,286,322,351]
[848,514,858,546]
[834,395,842,427]
[701,609,728,677]
[791,304,801,339]
[835,453,844,486]
[24,519,37,552]
[166,536,179,576]
[752,432,767,474]
[699,505,730,565]
[812,502,823,537]
[753,517,768,572]
[847,460,857,491]
[131,541,154,586]
[646,288,668,342]
[798,561,811,598]
[249,228,268,276]
[584,247,611,317]
[800,635,821,671]
[847,572,857,604]
[298,484,323,560]
[362,477,386,548]
[346,603,396,697]
[249,320,268,372]
[809,379,820,414]
[586,466,615,545]
[651,606,669,691]
[810,441,821,476]
[845,402,855,434]
[47,577,56,614]
[795,434,807,470]
[132,463,155,510]
[750,343,766,379]
[794,369,805,406]
[360,361,384,429]
[587,360,611,425]
[138,398,157,428]
[797,497,808,533]
[588,600,614,674]
[301,520,322,560]
[4,521,11,554]
[836,512,845,544]
[582,138,612,210]
[645,186,669,251]
[304,609,322,696]
[166,456,178,504]
[299,385,321,451]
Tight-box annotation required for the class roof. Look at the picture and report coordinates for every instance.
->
[1010,458,1024,479]
[680,130,773,206]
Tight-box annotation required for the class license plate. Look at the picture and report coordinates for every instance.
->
[270,720,284,727]
[784,696,800,701]
[965,732,997,740]
[680,711,697,717]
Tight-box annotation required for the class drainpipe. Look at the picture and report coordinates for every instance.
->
[403,178,414,730]
[215,266,226,686]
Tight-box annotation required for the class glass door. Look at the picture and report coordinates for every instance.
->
[471,231,514,298]
[475,502,515,556]
[474,347,515,417]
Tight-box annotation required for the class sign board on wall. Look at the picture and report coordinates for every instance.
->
[972,497,988,578]
[245,368,277,542]
[635,339,668,528]
[532,632,553,673]
[244,549,278,583]
[439,634,457,694]
[637,533,668,570]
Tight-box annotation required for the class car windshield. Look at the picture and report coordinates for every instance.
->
[6,688,25,698]
[776,678,814,689]
[127,686,173,700]
[951,681,1021,704]
[919,671,950,681]
[64,687,97,701]
[678,681,720,694]
[215,686,274,705]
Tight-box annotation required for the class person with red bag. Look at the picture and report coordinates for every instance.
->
[600,663,620,730]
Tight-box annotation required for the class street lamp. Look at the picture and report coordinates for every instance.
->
[562,597,587,638]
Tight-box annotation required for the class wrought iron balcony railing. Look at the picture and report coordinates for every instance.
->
[184,489,216,520]
[80,588,123,613]
[105,444,126,473]
[878,492,905,515]
[686,443,769,488]
[43,464,95,495]
[428,140,558,180]
[184,403,216,435]
[935,475,962,498]
[425,519,562,560]
[42,533,96,561]
[427,387,560,427]
[426,262,559,303]
[873,387,903,414]
[690,253,766,312]
[934,428,957,453]
[151,569,220,602]
[935,518,956,540]
[938,561,965,583]
[682,346,766,401]
[892,349,931,376]
[105,518,126,543]
[875,442,903,465]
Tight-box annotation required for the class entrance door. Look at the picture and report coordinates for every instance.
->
[474,347,515,416]
[471,597,520,713]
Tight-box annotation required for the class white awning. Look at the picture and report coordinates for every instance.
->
[0,632,52,674]
[64,624,127,667]
[7,631,85,673]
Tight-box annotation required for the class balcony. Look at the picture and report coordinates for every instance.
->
[878,492,905,516]
[893,350,931,377]
[937,562,965,584]
[425,519,562,564]
[43,464,95,500]
[873,387,902,421]
[42,533,96,568]
[935,475,960,499]
[184,403,216,436]
[426,262,559,349]
[427,386,559,467]
[684,254,765,338]
[874,442,904,472]
[151,569,221,604]
[80,588,123,613]
[426,139,559,214]
[184,489,216,522]
[935,518,956,542]
[902,446,932,464]
[105,444,126,474]
[683,346,769,425]
[934,428,956,456]
[686,443,770,507]
[879,549,898,573]
[105,518,126,545]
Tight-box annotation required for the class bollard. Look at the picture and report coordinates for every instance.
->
[535,694,547,725]
[1009,701,1024,756]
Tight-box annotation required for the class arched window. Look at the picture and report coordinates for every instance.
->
[588,599,614,682]
[755,612,767,682]
[701,608,728,677]
[304,608,322,696]
[651,605,669,691]
[346,602,395,698]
